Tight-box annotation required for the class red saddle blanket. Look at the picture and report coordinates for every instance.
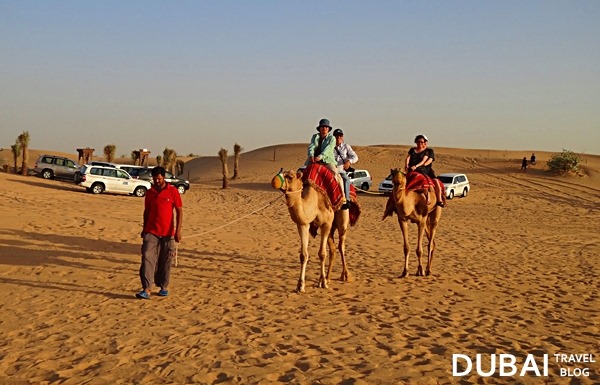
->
[301,164,360,226]
[406,171,442,192]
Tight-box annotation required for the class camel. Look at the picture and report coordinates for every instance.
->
[274,169,351,293]
[383,168,442,278]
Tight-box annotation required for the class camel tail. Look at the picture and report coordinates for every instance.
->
[309,223,318,238]
[382,195,396,220]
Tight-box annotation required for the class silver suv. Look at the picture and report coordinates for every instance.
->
[34,155,80,180]
[78,165,151,197]
[348,169,372,191]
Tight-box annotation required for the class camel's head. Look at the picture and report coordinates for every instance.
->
[390,168,407,188]
[271,169,303,192]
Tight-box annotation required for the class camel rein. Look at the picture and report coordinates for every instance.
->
[172,192,285,266]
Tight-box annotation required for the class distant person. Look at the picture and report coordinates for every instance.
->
[521,157,528,171]
[136,166,183,300]
[333,128,358,209]
[530,153,536,165]
[305,118,346,205]
[405,134,445,207]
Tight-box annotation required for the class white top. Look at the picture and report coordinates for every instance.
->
[334,142,359,172]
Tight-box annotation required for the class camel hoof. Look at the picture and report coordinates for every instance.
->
[425,269,432,276]
[400,269,408,278]
[416,266,424,276]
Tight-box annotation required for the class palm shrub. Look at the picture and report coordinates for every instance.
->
[546,150,582,174]
[104,144,116,162]
[18,131,30,175]
[11,141,21,174]
[218,148,228,189]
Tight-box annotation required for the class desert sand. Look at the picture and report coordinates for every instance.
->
[0,144,598,385]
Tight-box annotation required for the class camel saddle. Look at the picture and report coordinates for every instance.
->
[301,164,361,226]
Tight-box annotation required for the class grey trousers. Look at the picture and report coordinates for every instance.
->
[140,233,176,290]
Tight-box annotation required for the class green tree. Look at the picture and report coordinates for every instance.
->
[104,144,116,162]
[17,131,30,175]
[11,141,21,174]
[546,149,582,174]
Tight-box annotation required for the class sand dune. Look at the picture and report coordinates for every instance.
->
[0,144,598,384]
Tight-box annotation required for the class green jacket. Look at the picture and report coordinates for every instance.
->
[306,132,336,166]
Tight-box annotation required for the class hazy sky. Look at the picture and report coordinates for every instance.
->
[2,1,599,157]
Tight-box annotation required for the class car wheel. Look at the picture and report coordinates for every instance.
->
[448,190,454,200]
[74,171,81,184]
[462,188,468,198]
[177,185,186,194]
[361,182,369,191]
[91,183,104,194]
[41,169,54,179]
[134,186,147,197]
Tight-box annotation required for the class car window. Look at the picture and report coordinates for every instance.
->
[101,169,117,177]
[116,170,129,179]
[355,172,365,178]
[66,160,76,168]
[439,176,453,184]
[55,158,65,166]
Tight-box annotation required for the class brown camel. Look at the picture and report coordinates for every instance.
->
[383,168,442,278]
[275,169,350,293]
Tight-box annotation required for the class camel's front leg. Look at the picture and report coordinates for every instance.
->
[415,221,426,276]
[399,220,410,278]
[296,224,310,293]
[316,223,332,289]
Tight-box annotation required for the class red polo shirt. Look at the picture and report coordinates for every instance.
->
[143,184,182,237]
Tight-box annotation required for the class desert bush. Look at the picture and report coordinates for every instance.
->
[546,150,581,174]
[104,144,116,162]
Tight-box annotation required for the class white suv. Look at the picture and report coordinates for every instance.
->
[78,165,151,197]
[438,173,470,199]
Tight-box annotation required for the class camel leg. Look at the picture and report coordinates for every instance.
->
[316,222,332,289]
[415,221,426,276]
[296,224,310,293]
[337,215,350,282]
[325,228,336,281]
[399,220,410,278]
[425,208,441,276]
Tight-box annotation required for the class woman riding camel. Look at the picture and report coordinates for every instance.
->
[405,134,445,207]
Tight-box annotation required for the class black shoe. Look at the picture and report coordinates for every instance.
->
[341,202,350,210]
[436,202,445,208]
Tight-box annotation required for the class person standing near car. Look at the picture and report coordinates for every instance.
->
[333,128,358,209]
[136,166,183,299]
[405,134,445,207]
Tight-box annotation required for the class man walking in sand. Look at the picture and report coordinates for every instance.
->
[136,166,183,299]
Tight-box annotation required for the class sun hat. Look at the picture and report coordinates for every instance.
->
[316,118,331,131]
[333,128,344,137]
[414,134,428,143]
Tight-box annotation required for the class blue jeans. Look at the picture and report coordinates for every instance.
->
[339,171,351,201]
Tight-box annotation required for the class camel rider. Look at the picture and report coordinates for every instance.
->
[333,128,358,210]
[305,118,347,207]
[405,134,445,207]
